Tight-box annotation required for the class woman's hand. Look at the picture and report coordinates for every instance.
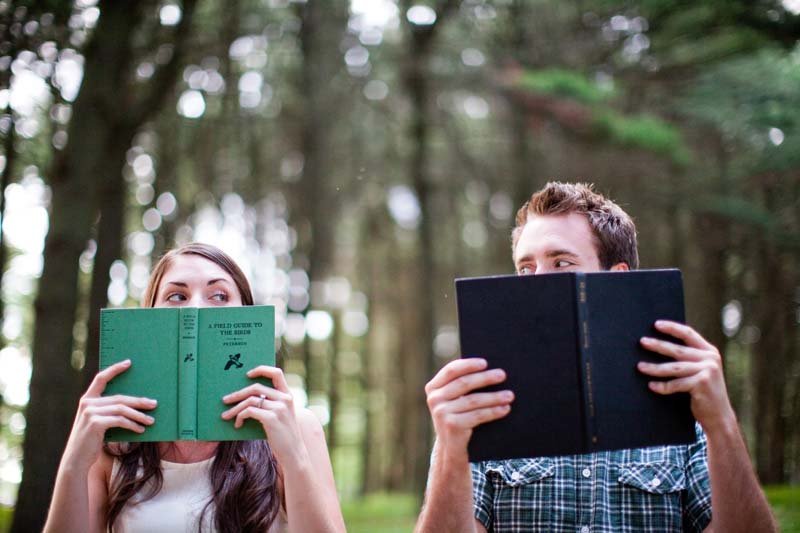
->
[63,360,157,471]
[221,366,306,466]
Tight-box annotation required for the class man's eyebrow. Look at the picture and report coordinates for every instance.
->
[545,249,579,258]
[515,249,579,265]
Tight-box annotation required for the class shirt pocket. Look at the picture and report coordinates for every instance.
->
[618,462,686,493]
[613,462,686,531]
[487,459,555,529]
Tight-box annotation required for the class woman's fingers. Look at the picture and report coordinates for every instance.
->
[246,365,290,393]
[85,359,132,397]
[96,415,148,434]
[90,394,158,410]
[91,404,156,427]
[221,383,291,405]
[231,400,285,428]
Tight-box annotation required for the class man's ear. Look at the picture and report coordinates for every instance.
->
[610,262,630,272]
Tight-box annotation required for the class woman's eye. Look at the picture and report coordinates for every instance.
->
[166,293,186,302]
[518,265,533,275]
[210,292,228,302]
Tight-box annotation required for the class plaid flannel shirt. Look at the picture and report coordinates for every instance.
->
[471,423,712,532]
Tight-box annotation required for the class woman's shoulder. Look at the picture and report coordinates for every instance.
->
[295,407,324,437]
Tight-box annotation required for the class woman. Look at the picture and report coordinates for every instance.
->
[44,243,345,533]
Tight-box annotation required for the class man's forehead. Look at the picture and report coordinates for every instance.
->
[513,213,598,260]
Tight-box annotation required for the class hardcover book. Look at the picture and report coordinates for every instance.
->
[455,269,696,462]
[99,305,275,442]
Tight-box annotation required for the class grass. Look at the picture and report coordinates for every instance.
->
[342,493,419,533]
[0,506,11,533]
[765,485,800,533]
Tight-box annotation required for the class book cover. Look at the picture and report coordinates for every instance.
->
[455,269,695,462]
[99,305,275,442]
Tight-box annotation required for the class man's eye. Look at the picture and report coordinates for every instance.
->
[166,293,186,302]
[555,259,573,268]
[518,265,533,275]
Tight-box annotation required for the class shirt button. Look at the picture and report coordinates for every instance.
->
[510,471,521,481]
[651,477,661,488]
[581,468,591,478]
[580,526,590,533]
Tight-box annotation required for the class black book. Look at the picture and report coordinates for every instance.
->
[455,269,696,462]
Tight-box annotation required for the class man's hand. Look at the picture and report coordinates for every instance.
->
[637,320,736,433]
[425,358,514,457]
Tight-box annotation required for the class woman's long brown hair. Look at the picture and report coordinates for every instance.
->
[106,243,281,532]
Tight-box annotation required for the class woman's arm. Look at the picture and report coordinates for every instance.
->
[280,408,345,533]
[222,366,345,533]
[45,452,110,533]
[43,360,157,533]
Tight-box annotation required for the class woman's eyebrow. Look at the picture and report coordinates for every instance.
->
[207,278,231,286]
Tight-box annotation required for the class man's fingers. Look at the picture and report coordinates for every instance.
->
[425,358,488,393]
[441,405,511,432]
[640,337,707,361]
[445,391,514,414]
[637,361,704,379]
[654,320,715,351]
[428,368,507,405]
[647,374,701,395]
[85,359,132,396]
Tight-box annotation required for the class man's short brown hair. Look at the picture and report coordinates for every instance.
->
[511,182,639,269]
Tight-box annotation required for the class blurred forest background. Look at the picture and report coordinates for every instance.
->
[0,0,799,530]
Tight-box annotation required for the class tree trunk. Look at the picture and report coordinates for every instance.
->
[295,0,347,396]
[12,4,147,529]
[12,1,197,529]
[400,0,458,496]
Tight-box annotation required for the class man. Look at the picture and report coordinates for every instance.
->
[416,182,776,532]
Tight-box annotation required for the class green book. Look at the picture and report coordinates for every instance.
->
[99,305,275,442]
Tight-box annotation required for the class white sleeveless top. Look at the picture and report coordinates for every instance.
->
[111,457,288,533]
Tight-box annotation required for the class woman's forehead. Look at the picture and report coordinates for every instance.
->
[161,253,234,282]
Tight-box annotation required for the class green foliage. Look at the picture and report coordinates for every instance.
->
[592,110,691,165]
[765,485,800,533]
[342,493,418,533]
[680,48,800,181]
[518,69,613,104]
[0,506,10,533]
[659,27,765,68]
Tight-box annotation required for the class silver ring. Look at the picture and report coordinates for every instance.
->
[258,394,266,409]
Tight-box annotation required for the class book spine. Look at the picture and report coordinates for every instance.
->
[99,309,113,370]
[178,307,199,440]
[575,273,598,449]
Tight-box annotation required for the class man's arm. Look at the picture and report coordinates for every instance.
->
[415,358,513,533]
[638,320,777,533]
